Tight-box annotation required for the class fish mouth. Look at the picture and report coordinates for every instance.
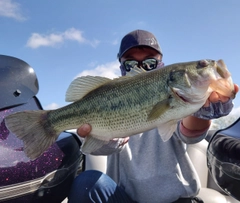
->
[171,87,190,103]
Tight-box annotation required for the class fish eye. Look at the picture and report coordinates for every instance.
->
[169,69,186,82]
[169,70,176,82]
[198,60,209,68]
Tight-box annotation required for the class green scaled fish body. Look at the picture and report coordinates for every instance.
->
[5,59,235,159]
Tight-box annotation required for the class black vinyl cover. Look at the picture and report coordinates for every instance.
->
[207,117,240,201]
[0,55,39,110]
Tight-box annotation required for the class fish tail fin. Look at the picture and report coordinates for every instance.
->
[5,110,58,160]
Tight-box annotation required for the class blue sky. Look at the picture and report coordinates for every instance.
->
[1,0,240,119]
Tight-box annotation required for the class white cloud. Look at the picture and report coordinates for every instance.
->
[62,28,85,43]
[26,33,63,49]
[0,0,26,21]
[112,39,118,45]
[26,28,98,49]
[230,106,240,116]
[76,60,120,79]
[44,102,61,110]
[89,39,100,48]
[210,106,240,130]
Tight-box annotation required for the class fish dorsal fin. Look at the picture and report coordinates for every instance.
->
[157,120,178,142]
[147,98,171,121]
[65,76,112,102]
[126,66,146,77]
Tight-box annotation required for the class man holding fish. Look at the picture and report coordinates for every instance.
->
[68,30,239,202]
[4,29,239,202]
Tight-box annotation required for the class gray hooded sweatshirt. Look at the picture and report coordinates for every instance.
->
[92,122,207,203]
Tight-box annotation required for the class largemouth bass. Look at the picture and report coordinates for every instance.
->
[5,59,235,160]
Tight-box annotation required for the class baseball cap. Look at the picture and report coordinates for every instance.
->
[117,29,162,60]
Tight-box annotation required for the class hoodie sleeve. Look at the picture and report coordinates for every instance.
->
[176,121,208,144]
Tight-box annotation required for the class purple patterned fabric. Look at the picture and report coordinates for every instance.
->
[0,99,64,186]
[193,99,233,120]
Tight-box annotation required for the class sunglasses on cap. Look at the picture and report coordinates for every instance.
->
[122,58,161,72]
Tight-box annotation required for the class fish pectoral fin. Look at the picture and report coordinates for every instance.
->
[126,66,146,77]
[65,76,112,102]
[81,135,109,154]
[147,99,170,121]
[157,120,178,142]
